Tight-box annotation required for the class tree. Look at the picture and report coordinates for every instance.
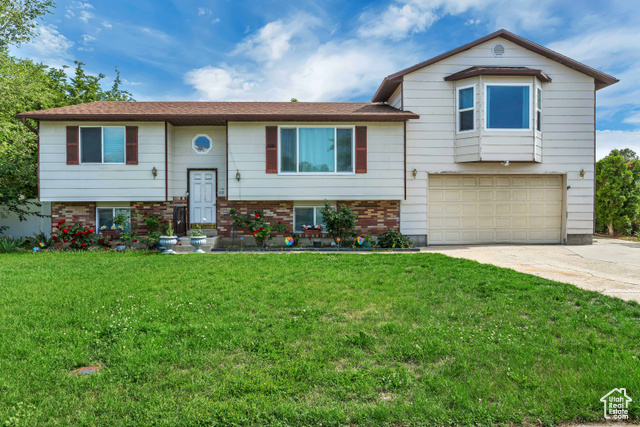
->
[0,9,134,230]
[0,0,54,47]
[618,148,638,162]
[595,149,640,236]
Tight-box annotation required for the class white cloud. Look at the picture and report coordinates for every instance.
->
[82,34,96,43]
[79,10,94,23]
[233,15,322,63]
[198,7,212,16]
[358,3,438,41]
[596,130,640,160]
[12,24,74,67]
[185,15,417,101]
[102,21,112,28]
[357,0,561,41]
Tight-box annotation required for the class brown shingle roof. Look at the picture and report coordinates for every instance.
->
[372,29,619,102]
[444,66,552,82]
[16,101,419,125]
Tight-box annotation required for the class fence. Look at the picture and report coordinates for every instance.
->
[0,201,52,237]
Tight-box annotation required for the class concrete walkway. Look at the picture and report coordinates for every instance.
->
[422,237,640,303]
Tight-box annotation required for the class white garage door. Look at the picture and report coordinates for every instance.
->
[428,175,563,244]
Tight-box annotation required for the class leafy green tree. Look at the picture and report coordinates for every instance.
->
[618,148,638,162]
[596,149,640,236]
[0,0,54,47]
[0,1,134,230]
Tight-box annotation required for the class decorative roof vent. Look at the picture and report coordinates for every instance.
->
[492,44,506,57]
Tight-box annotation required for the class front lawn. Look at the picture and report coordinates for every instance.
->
[0,252,638,426]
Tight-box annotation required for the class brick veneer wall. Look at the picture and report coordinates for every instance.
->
[216,198,400,237]
[50,198,187,235]
[217,198,294,237]
[51,198,400,238]
[337,200,400,236]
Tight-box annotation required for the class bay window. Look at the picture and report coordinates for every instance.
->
[536,88,542,132]
[485,84,531,130]
[279,127,354,173]
[457,85,475,132]
[81,126,126,163]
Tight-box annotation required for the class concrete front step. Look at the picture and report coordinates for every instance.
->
[188,229,217,237]
[172,236,222,253]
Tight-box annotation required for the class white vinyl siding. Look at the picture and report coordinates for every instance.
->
[388,84,403,109]
[39,121,166,201]
[168,125,226,199]
[226,121,404,201]
[400,37,597,239]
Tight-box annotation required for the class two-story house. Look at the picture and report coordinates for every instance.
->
[17,29,618,245]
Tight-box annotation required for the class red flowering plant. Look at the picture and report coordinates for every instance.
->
[140,210,169,247]
[229,209,286,247]
[52,218,98,250]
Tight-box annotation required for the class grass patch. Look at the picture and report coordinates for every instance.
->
[0,252,638,426]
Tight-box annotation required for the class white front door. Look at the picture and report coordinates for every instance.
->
[189,170,216,226]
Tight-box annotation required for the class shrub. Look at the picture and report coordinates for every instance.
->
[0,237,24,253]
[376,230,412,248]
[52,218,97,250]
[319,202,357,243]
[230,209,287,247]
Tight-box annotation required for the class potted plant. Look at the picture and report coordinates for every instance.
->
[159,220,178,254]
[189,221,207,253]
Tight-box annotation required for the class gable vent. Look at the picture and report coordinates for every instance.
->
[492,44,506,57]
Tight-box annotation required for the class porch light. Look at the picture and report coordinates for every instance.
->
[152,167,158,178]
[580,169,586,178]
[236,170,241,181]
[412,168,417,178]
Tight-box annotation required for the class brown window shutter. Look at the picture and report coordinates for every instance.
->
[126,126,138,165]
[265,126,278,173]
[66,126,79,165]
[355,126,367,173]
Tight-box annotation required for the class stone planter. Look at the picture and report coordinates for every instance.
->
[190,235,207,253]
[159,235,178,254]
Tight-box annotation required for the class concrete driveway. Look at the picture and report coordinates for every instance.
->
[422,237,640,303]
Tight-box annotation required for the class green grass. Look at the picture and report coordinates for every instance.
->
[0,252,638,426]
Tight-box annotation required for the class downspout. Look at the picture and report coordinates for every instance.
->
[165,121,169,202]
[21,118,38,135]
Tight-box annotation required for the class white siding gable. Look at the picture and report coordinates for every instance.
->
[400,36,596,239]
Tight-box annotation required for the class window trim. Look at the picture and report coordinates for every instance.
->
[192,133,213,154]
[535,86,542,133]
[292,205,327,233]
[277,125,356,175]
[483,83,533,132]
[79,126,127,164]
[96,207,131,233]
[456,84,476,134]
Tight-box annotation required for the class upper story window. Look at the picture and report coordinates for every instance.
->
[457,85,475,132]
[485,84,531,130]
[280,127,354,174]
[536,88,542,132]
[81,126,125,163]
[193,134,212,154]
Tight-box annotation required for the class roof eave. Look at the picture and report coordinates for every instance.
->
[15,112,420,122]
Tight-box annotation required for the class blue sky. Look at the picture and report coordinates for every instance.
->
[11,0,640,158]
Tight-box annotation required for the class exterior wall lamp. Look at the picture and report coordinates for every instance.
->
[412,168,418,178]
[236,170,241,182]
[152,167,158,179]
[580,169,586,178]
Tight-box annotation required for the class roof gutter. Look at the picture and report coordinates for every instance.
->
[21,117,39,135]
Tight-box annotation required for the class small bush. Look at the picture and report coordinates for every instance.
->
[376,230,412,248]
[0,237,24,253]
[320,202,357,243]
